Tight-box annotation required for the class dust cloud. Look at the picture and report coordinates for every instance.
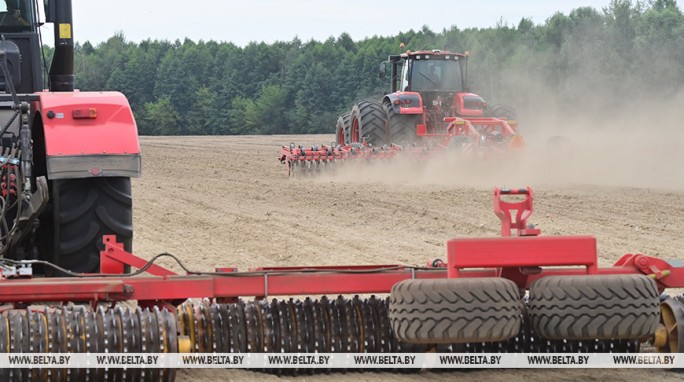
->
[322,74,684,191]
[318,116,684,191]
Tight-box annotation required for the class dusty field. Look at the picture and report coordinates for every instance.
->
[133,134,684,382]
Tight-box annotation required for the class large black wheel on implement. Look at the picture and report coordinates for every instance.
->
[389,278,522,344]
[349,101,387,146]
[384,103,422,146]
[39,177,133,275]
[528,274,660,340]
[335,112,351,145]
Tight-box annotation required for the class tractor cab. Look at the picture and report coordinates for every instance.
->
[383,50,467,94]
[0,0,35,28]
[399,50,465,94]
[380,50,489,139]
[0,0,44,95]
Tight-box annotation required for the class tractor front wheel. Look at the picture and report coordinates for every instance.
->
[385,103,422,146]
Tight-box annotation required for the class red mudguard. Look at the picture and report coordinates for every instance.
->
[33,91,141,179]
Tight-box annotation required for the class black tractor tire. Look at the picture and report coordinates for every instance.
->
[389,278,522,344]
[528,274,660,340]
[350,101,387,146]
[385,103,422,146]
[41,177,133,275]
[335,113,351,145]
[486,104,517,120]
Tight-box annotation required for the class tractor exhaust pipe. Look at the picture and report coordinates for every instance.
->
[45,0,74,92]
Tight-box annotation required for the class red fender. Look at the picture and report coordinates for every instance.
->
[385,91,424,115]
[454,92,486,117]
[33,91,141,179]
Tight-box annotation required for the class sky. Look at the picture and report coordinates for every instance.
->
[41,0,614,46]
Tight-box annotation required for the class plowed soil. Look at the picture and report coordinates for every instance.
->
[133,135,684,382]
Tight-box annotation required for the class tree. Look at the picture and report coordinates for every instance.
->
[71,0,684,136]
[141,97,181,135]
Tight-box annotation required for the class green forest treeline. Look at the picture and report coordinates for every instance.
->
[71,0,684,135]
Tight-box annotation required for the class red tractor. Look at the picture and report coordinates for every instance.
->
[336,49,521,153]
[0,0,139,275]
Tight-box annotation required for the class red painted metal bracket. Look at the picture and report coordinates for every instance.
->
[100,235,176,276]
[494,187,541,236]
[447,236,598,277]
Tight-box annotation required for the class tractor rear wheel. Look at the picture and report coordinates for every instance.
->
[528,274,660,340]
[40,177,133,275]
[335,113,351,145]
[385,103,421,146]
[389,278,522,344]
[486,104,517,120]
[350,101,387,146]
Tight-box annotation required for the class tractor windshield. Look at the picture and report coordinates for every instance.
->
[0,0,36,29]
[410,58,463,92]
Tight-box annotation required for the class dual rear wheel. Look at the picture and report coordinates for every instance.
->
[337,101,422,147]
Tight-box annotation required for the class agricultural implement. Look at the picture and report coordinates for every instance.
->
[2,187,684,380]
[279,115,524,177]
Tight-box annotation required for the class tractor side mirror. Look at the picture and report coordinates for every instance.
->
[379,62,386,78]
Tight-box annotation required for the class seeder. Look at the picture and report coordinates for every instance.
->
[1,187,683,380]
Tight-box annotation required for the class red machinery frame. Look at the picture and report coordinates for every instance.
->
[1,187,682,306]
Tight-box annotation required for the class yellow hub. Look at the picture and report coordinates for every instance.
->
[656,297,684,352]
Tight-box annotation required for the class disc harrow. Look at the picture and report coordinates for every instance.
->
[0,295,652,381]
[212,296,636,357]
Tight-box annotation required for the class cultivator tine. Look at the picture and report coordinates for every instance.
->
[281,143,411,177]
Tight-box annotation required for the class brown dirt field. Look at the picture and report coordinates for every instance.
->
[134,135,684,382]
